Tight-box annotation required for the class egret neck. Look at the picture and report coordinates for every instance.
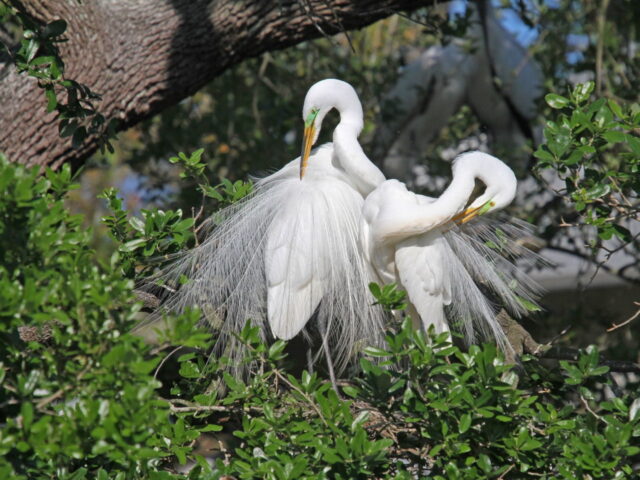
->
[333,121,385,197]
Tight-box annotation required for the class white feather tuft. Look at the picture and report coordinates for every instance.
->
[441,215,546,350]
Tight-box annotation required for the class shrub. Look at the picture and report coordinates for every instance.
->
[0,156,638,479]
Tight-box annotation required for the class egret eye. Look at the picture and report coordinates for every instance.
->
[305,108,319,127]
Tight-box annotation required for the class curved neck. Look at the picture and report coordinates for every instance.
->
[333,121,385,196]
[425,169,477,226]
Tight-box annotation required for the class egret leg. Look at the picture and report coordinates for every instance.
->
[306,346,314,374]
[318,317,340,395]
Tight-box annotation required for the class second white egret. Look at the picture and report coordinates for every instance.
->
[362,151,542,348]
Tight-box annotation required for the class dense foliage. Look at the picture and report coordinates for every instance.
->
[535,82,639,274]
[0,158,637,479]
[0,156,212,478]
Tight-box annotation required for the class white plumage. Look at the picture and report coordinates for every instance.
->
[396,231,452,335]
[265,146,367,341]
[142,80,543,378]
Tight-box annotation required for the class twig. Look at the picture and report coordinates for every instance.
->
[580,395,607,424]
[546,245,640,286]
[513,29,548,77]
[497,464,515,480]
[607,302,640,332]
[192,198,206,239]
[298,0,331,40]
[36,365,90,410]
[321,0,356,53]
[273,369,329,427]
[557,217,574,228]
[167,400,262,414]
[534,325,572,356]
[226,329,330,426]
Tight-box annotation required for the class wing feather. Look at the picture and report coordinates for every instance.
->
[266,184,329,340]
[395,232,451,334]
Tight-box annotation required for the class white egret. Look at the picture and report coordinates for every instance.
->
[362,151,541,348]
[144,79,388,377]
[266,79,385,342]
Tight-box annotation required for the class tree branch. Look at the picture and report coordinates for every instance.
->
[0,0,432,170]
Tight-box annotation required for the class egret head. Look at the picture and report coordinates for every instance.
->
[450,151,517,224]
[300,79,363,178]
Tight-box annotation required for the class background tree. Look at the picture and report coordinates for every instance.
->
[0,0,430,169]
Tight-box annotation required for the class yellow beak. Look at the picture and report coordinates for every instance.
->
[450,200,495,225]
[300,124,315,179]
[450,204,484,225]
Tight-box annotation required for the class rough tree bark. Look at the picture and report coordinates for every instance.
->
[0,0,431,170]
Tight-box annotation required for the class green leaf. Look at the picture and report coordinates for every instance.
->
[68,468,88,480]
[459,413,472,433]
[200,184,222,200]
[612,224,631,242]
[45,86,57,112]
[351,411,370,431]
[173,218,194,232]
[586,183,611,199]
[627,136,640,155]
[364,346,389,357]
[121,238,146,252]
[342,385,359,398]
[268,340,287,361]
[129,216,145,233]
[546,93,570,109]
[516,296,541,312]
[602,130,627,144]
[25,39,40,63]
[607,99,624,119]
[534,148,555,165]
[572,82,594,103]
[21,402,34,431]
[200,424,223,432]
[72,126,87,148]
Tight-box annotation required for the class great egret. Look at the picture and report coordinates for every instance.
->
[144,79,388,377]
[362,151,541,348]
[267,79,385,342]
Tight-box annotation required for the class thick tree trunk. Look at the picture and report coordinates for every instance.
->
[0,0,429,170]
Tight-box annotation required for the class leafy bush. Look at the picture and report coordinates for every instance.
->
[0,156,638,479]
[535,81,638,246]
[0,157,211,478]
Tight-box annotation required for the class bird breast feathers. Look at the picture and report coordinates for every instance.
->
[396,233,452,302]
